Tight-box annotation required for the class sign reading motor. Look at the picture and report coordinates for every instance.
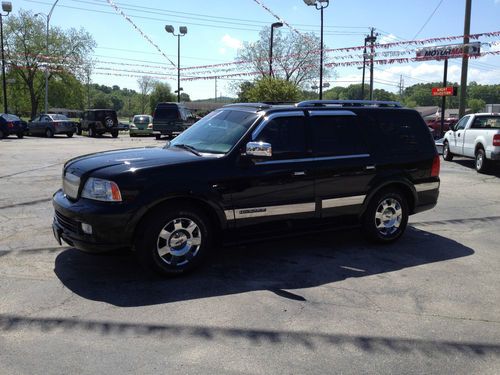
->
[416,42,481,60]
[432,86,458,97]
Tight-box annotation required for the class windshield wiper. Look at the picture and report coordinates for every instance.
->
[173,144,202,156]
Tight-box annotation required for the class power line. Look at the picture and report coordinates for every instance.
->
[24,0,366,35]
[412,0,445,39]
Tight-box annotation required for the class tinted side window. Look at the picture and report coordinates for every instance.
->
[312,115,368,156]
[255,116,307,159]
[359,110,433,156]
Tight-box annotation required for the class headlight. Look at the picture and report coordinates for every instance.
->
[147,123,153,129]
[81,177,122,202]
[130,124,137,129]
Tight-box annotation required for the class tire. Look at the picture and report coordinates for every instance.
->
[88,127,95,138]
[67,132,74,138]
[442,141,453,161]
[155,134,161,140]
[45,128,54,138]
[17,132,24,139]
[135,204,212,276]
[475,148,488,173]
[111,130,119,138]
[104,117,114,129]
[76,126,82,136]
[362,189,409,243]
[0,129,4,139]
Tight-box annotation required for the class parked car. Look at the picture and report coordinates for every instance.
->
[129,114,153,137]
[78,109,119,138]
[152,102,196,140]
[52,100,440,276]
[426,117,458,137]
[0,113,24,139]
[442,113,500,173]
[28,114,76,138]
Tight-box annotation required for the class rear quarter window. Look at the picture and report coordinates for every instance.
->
[358,109,434,157]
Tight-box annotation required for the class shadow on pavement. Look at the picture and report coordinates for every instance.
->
[1,314,498,357]
[450,158,500,177]
[53,226,474,307]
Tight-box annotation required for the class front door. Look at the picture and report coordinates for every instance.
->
[449,116,469,154]
[227,112,316,229]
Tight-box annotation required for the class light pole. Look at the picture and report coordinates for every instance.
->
[304,0,329,100]
[1,1,12,113]
[165,24,187,103]
[269,22,282,77]
[35,0,59,115]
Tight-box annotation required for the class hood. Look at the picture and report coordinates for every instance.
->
[64,146,205,176]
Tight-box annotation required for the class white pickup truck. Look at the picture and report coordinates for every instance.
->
[442,113,500,173]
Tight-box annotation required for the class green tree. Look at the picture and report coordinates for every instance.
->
[468,98,486,113]
[236,81,255,102]
[180,92,191,102]
[5,10,95,117]
[149,82,175,112]
[245,77,300,102]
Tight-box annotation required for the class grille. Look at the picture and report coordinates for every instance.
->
[63,172,80,199]
[55,211,79,233]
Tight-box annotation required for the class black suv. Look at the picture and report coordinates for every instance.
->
[152,102,196,140]
[78,109,119,138]
[52,100,440,275]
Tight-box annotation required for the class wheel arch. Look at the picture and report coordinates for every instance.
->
[359,180,417,218]
[131,195,226,246]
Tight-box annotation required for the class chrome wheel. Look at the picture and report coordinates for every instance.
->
[476,152,483,170]
[156,217,202,266]
[374,198,402,236]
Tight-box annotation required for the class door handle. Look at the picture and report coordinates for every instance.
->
[293,171,306,176]
[365,165,376,170]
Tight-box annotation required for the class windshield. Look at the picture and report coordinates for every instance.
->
[133,115,152,124]
[50,114,69,121]
[169,109,259,154]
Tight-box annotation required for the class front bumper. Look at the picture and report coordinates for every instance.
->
[52,189,135,252]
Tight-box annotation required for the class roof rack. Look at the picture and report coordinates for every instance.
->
[223,103,272,110]
[295,100,403,108]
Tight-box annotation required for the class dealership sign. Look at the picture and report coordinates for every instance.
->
[416,42,481,60]
[432,86,458,97]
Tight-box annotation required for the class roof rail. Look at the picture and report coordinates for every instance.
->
[223,103,272,110]
[295,100,403,108]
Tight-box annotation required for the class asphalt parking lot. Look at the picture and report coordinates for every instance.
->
[1,135,499,374]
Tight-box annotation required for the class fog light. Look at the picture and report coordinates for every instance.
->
[81,223,93,234]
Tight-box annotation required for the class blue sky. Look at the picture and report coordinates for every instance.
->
[13,0,500,100]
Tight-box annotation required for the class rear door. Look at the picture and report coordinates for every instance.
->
[309,111,375,219]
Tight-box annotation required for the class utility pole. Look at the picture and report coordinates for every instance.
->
[360,37,368,100]
[367,28,377,101]
[398,75,404,99]
[458,0,472,119]
[214,77,217,102]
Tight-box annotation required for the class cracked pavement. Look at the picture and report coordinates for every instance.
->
[0,136,499,374]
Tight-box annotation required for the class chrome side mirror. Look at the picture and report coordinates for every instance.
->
[246,141,272,158]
